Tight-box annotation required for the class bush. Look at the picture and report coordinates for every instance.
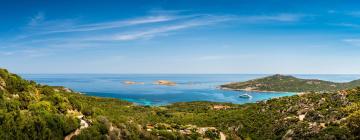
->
[346,110,360,135]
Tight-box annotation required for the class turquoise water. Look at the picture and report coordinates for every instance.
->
[21,74,360,106]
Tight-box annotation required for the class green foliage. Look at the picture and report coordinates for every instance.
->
[346,110,360,136]
[40,86,55,96]
[221,74,360,92]
[28,101,53,112]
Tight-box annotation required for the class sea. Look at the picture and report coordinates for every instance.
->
[21,74,360,106]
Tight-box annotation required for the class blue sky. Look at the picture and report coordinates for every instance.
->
[1,0,360,74]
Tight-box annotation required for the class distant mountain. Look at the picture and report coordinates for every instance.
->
[1,68,360,139]
[221,74,360,92]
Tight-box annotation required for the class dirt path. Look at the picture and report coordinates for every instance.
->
[220,132,226,140]
[64,115,89,140]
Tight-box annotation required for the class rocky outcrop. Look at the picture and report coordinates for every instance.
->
[123,81,144,85]
[213,105,231,110]
[154,80,176,86]
[0,77,5,90]
[64,115,89,140]
[53,86,73,93]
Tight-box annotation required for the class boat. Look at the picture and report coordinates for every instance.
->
[239,94,252,99]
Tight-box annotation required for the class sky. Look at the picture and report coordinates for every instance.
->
[1,0,360,74]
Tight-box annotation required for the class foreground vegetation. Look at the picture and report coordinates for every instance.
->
[221,74,360,92]
[1,68,360,139]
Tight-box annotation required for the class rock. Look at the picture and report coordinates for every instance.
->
[53,86,73,93]
[197,127,217,134]
[0,78,5,87]
[0,78,6,90]
[146,124,154,129]
[123,81,144,85]
[299,114,306,121]
[320,123,326,128]
[244,87,255,91]
[11,94,19,98]
[63,87,72,93]
[213,105,231,110]
[154,80,176,86]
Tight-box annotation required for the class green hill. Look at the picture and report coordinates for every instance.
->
[1,68,360,139]
[221,74,360,92]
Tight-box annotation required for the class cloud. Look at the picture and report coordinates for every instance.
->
[23,12,302,38]
[245,13,305,22]
[0,48,53,58]
[197,54,255,61]
[23,12,204,38]
[113,17,230,40]
[31,15,179,35]
[0,52,15,56]
[343,38,360,46]
[8,11,306,50]
[77,15,233,41]
[333,23,360,28]
[111,21,204,41]
[198,55,228,61]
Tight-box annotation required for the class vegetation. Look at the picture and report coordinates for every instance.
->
[221,74,360,92]
[1,68,360,139]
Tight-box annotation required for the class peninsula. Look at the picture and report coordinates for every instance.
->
[221,74,360,93]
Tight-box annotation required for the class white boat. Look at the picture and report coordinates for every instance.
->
[239,94,252,99]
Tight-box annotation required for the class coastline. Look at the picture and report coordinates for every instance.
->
[219,87,301,95]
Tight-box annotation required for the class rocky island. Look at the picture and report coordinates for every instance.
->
[221,74,360,93]
[154,80,177,86]
[123,81,145,85]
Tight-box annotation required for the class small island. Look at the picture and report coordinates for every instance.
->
[154,80,176,86]
[220,74,360,92]
[123,81,145,85]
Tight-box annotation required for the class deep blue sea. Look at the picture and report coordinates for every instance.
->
[21,74,360,106]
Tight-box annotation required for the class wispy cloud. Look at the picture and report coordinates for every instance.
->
[112,23,196,41]
[94,15,233,41]
[122,12,304,42]
[4,11,308,53]
[23,12,303,38]
[0,52,15,56]
[197,54,255,61]
[245,13,305,22]
[24,15,182,37]
[333,23,360,28]
[198,55,228,61]
[12,13,234,45]
[0,48,53,58]
[343,38,360,46]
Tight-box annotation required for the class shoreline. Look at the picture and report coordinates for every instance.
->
[219,87,301,95]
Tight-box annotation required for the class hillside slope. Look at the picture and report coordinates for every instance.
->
[221,74,360,92]
[1,69,360,140]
